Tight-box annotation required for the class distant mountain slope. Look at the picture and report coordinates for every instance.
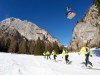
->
[0,18,62,54]
[0,18,61,45]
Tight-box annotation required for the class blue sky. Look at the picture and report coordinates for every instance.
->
[0,0,93,46]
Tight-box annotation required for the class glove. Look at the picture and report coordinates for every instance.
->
[90,55,92,57]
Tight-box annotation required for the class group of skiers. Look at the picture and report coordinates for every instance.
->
[43,48,70,64]
[43,50,57,61]
[43,50,51,60]
[43,46,93,67]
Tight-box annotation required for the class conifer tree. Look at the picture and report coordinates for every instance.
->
[5,38,11,52]
[45,41,52,53]
[29,40,35,54]
[18,38,27,54]
[34,37,45,55]
[52,41,59,54]
[8,37,17,53]
[93,0,100,15]
[0,37,6,52]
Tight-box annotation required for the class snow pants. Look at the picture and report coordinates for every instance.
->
[65,55,69,63]
[54,55,57,61]
[47,55,51,60]
[85,53,92,66]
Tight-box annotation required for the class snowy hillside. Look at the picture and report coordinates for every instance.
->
[0,49,100,75]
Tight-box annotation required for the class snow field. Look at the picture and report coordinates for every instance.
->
[0,49,100,75]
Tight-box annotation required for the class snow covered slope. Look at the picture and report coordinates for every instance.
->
[0,49,100,75]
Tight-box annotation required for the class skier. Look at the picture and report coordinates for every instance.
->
[79,47,93,67]
[46,50,51,60]
[62,48,70,64]
[51,50,57,61]
[43,51,46,58]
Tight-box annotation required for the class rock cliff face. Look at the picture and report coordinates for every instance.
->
[0,18,62,54]
[0,18,62,46]
[68,5,100,51]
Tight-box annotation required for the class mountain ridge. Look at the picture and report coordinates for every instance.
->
[68,4,100,51]
[0,18,63,54]
[0,17,62,46]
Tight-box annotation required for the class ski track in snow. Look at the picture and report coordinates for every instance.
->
[0,49,100,75]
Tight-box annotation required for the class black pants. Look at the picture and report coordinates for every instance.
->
[65,55,69,63]
[47,55,51,60]
[85,53,92,66]
[54,55,57,61]
[44,55,46,58]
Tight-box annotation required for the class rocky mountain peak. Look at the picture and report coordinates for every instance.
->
[68,4,100,51]
[0,18,62,55]
[0,17,62,46]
